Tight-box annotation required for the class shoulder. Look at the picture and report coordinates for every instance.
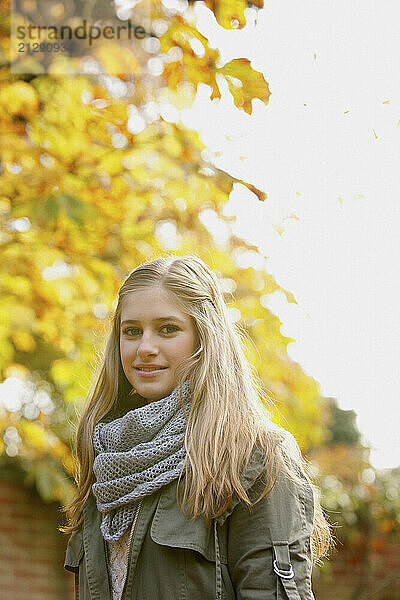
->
[242,424,307,489]
[230,430,315,536]
[226,434,316,600]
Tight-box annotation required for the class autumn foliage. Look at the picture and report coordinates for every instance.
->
[0,1,398,576]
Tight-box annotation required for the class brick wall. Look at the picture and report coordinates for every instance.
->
[313,542,400,600]
[1,478,399,600]
[0,481,74,600]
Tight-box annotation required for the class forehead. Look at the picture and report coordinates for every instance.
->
[120,286,188,321]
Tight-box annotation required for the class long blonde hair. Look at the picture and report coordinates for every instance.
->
[62,254,332,560]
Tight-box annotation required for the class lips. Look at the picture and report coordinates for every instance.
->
[134,366,168,371]
[134,366,168,378]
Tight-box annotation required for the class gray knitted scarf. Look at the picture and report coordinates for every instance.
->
[92,381,191,541]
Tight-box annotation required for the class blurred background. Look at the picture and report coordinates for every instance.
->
[0,0,399,599]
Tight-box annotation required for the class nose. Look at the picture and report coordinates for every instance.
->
[137,331,159,358]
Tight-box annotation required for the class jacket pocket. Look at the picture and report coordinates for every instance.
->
[150,483,227,563]
[150,488,234,600]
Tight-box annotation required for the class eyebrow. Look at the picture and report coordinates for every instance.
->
[120,317,185,326]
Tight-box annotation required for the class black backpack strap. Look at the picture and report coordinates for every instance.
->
[272,541,302,600]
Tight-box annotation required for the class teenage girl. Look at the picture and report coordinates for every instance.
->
[63,254,331,600]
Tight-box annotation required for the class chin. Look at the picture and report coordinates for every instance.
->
[135,385,174,402]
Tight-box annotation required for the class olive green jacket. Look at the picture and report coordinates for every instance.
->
[65,448,315,600]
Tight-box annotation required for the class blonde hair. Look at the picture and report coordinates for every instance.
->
[62,254,332,560]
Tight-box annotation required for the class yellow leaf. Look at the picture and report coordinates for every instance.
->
[94,42,141,76]
[205,0,248,29]
[0,81,39,117]
[218,58,271,114]
[12,331,36,352]
[4,363,30,379]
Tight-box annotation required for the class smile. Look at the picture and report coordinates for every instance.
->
[135,367,168,376]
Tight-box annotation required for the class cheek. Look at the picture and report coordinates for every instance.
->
[120,340,135,363]
[179,333,197,357]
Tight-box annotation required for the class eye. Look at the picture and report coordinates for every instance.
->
[160,324,179,334]
[122,327,141,337]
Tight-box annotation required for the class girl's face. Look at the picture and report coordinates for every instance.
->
[119,286,197,402]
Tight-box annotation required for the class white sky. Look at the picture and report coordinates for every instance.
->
[181,0,400,470]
